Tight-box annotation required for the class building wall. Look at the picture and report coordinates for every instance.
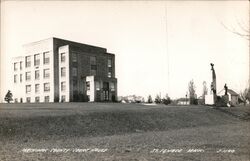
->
[58,45,70,102]
[231,95,238,106]
[12,38,56,103]
[12,37,117,103]
[12,57,25,103]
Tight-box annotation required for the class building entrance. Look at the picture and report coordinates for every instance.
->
[103,82,109,101]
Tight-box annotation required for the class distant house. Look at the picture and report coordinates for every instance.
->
[218,89,239,106]
[119,95,144,103]
[177,98,190,105]
[197,96,205,105]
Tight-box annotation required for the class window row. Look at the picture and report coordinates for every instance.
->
[14,96,50,103]
[60,67,77,77]
[27,52,50,67]
[60,52,77,63]
[25,96,50,103]
[14,52,50,71]
[85,81,115,91]
[14,69,50,83]
[14,62,23,71]
[26,83,50,94]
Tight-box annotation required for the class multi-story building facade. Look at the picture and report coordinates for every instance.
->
[12,37,117,103]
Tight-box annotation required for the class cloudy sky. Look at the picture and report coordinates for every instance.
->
[0,1,249,101]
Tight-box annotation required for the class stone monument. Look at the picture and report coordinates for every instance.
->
[210,63,217,103]
[205,63,217,105]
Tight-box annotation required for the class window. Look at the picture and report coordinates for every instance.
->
[90,56,96,65]
[20,74,22,82]
[61,67,66,77]
[110,82,115,91]
[61,82,66,91]
[25,56,31,67]
[103,82,109,90]
[44,96,49,102]
[44,83,50,92]
[90,56,97,76]
[26,85,31,94]
[14,63,18,71]
[72,67,77,77]
[20,61,23,70]
[26,72,31,81]
[61,95,66,102]
[26,97,31,103]
[72,53,77,62]
[35,97,40,103]
[108,72,112,78]
[108,59,112,67]
[35,70,40,80]
[108,66,112,78]
[43,52,50,64]
[34,54,40,66]
[73,80,77,86]
[35,84,40,93]
[44,69,50,78]
[86,81,90,90]
[91,65,97,70]
[96,81,100,91]
[108,58,112,78]
[90,68,97,76]
[61,53,66,62]
[14,74,17,83]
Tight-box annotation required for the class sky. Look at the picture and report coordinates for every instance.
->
[0,1,249,102]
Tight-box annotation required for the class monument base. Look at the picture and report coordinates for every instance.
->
[205,94,215,105]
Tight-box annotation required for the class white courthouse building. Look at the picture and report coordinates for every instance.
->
[12,37,117,103]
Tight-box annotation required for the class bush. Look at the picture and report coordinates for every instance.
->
[216,95,229,107]
[4,90,13,103]
[190,98,198,105]
[154,95,162,104]
[162,97,171,105]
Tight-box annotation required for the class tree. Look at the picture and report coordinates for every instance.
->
[147,95,153,103]
[221,17,250,88]
[154,94,161,104]
[188,80,197,105]
[4,90,13,103]
[202,81,208,100]
[239,88,250,106]
[221,18,249,41]
[162,94,171,105]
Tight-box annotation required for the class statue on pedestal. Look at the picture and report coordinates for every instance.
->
[224,83,228,95]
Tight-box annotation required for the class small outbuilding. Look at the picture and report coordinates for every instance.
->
[177,98,190,105]
[218,89,239,106]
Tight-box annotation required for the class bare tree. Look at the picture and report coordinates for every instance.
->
[221,16,250,88]
[221,18,249,40]
[239,88,250,106]
[202,81,208,100]
[188,80,197,105]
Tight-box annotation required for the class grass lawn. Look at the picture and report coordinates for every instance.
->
[0,103,249,161]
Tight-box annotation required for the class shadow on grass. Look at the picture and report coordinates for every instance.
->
[213,107,250,121]
[0,107,239,140]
